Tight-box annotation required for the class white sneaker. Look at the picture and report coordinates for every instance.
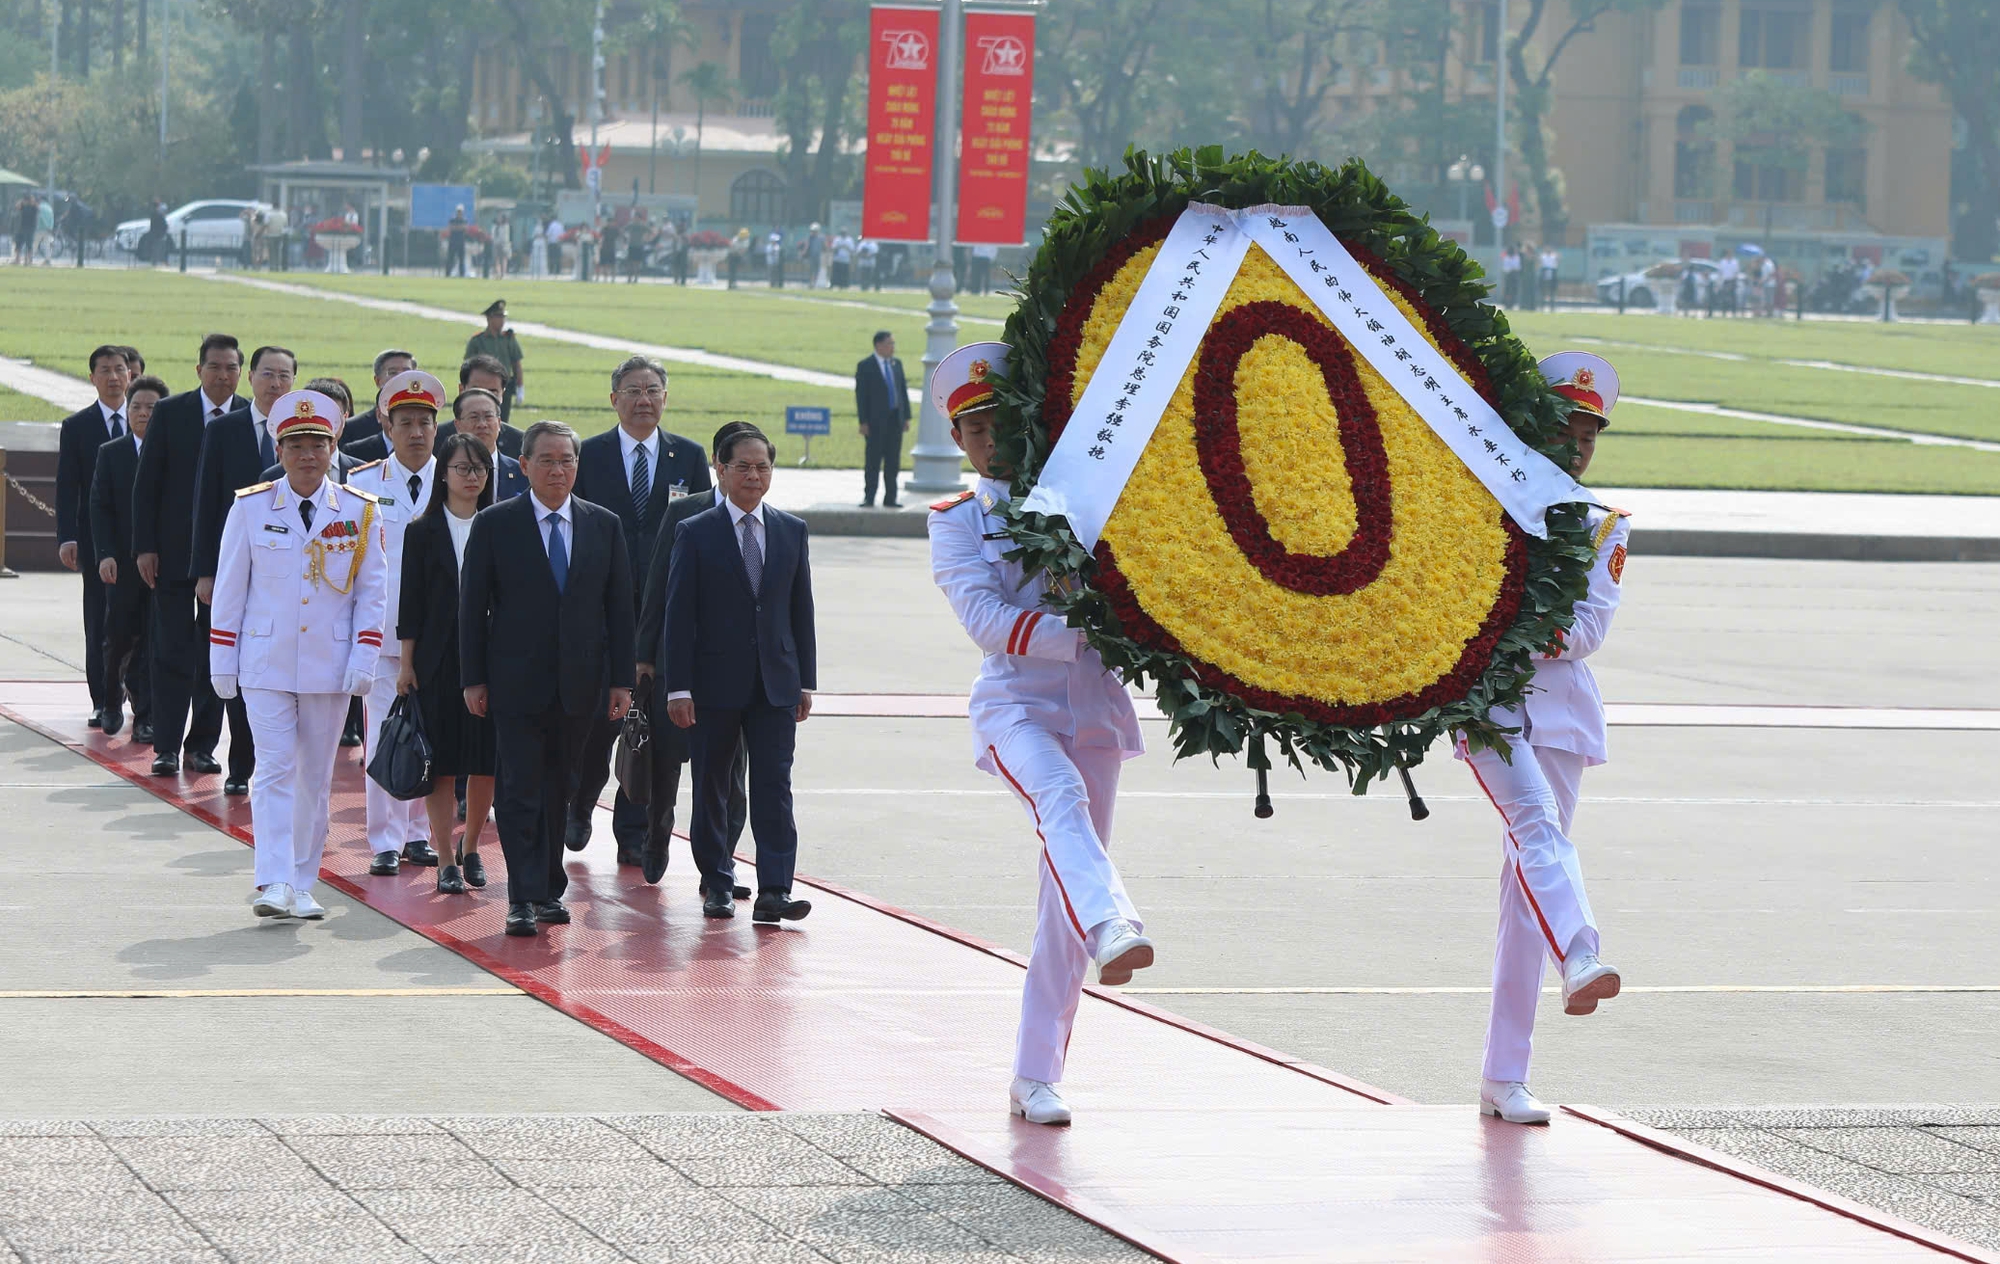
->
[1090,920,1154,986]
[251,883,294,918]
[1479,1079,1552,1124]
[1562,951,1621,1016]
[290,890,326,920]
[1009,1077,1073,1126]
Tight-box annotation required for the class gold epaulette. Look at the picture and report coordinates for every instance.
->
[235,481,274,498]
[930,490,975,512]
[347,458,385,475]
[1591,510,1628,551]
[347,486,380,503]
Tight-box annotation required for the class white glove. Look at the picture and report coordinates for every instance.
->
[212,673,238,700]
[342,668,372,697]
[513,384,525,403]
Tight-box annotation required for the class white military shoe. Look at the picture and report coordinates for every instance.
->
[1009,1077,1073,1126]
[1562,950,1622,1015]
[1480,1079,1552,1124]
[252,883,294,918]
[1090,920,1154,986]
[290,890,326,920]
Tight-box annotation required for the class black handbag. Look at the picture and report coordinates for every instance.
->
[366,692,435,801]
[614,694,652,805]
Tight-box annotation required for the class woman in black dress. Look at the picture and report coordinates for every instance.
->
[395,433,497,894]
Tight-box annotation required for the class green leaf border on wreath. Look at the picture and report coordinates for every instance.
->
[986,147,1599,792]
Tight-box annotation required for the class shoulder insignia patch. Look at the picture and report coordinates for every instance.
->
[930,490,975,512]
[235,481,274,497]
[1608,543,1628,585]
[348,459,385,475]
[347,487,380,503]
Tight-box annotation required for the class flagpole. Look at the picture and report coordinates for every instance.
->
[907,0,966,495]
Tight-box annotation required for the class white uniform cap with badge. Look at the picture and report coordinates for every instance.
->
[269,389,343,444]
[1537,351,1619,429]
[377,369,449,419]
[932,341,1012,424]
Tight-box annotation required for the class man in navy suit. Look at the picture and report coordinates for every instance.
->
[132,334,248,778]
[55,345,135,729]
[664,425,817,923]
[437,387,528,500]
[461,421,636,938]
[853,331,910,507]
[334,347,418,450]
[568,355,711,863]
[90,373,168,744]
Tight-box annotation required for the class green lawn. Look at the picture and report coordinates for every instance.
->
[3,267,1997,493]
[0,384,65,423]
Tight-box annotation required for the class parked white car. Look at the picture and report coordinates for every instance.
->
[113,200,272,254]
[1595,259,1720,308]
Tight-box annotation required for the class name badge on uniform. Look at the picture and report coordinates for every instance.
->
[262,523,290,535]
[981,531,1010,541]
[668,481,689,501]
[377,496,396,507]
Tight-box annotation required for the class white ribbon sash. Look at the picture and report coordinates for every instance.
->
[1022,204,1589,551]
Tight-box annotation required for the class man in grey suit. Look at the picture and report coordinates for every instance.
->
[635,422,753,891]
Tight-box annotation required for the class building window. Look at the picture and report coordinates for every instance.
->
[1679,4,1720,65]
[1740,7,1810,70]
[739,14,780,99]
[1733,159,1799,201]
[730,169,786,227]
[1829,9,1869,72]
[1825,146,1866,205]
[1674,105,1717,197]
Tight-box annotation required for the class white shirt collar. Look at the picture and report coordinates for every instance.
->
[201,390,232,419]
[616,425,659,465]
[533,494,572,525]
[252,404,274,438]
[723,496,765,530]
[98,398,126,427]
[390,453,432,490]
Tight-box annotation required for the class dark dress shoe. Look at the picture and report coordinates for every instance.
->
[184,750,222,775]
[101,706,124,737]
[703,885,735,918]
[149,752,180,776]
[698,879,753,900]
[505,903,538,936]
[369,850,400,876]
[616,846,642,868]
[564,817,591,851]
[435,865,467,895]
[460,853,487,888]
[455,798,468,823]
[86,709,104,729]
[339,719,364,747]
[641,841,668,885]
[858,499,874,508]
[133,722,154,747]
[401,839,439,866]
[753,890,812,923]
[883,499,901,508]
[223,778,250,796]
[534,899,570,924]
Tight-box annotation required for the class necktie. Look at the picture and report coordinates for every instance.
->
[630,444,651,524]
[299,498,316,531]
[738,513,762,595]
[259,426,275,470]
[209,407,223,421]
[546,513,568,593]
[108,412,123,439]
[408,473,422,508]
[882,357,895,402]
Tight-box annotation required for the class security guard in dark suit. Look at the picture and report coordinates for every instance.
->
[854,330,911,507]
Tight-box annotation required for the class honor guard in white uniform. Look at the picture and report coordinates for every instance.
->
[348,370,445,878]
[210,390,388,921]
[1456,351,1630,1124]
[926,342,1150,1127]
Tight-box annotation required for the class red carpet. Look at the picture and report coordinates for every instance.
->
[4,680,1986,1263]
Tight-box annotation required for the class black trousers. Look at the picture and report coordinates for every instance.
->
[571,701,648,849]
[647,717,747,859]
[689,689,799,894]
[103,581,152,724]
[492,704,594,904]
[80,563,108,709]
[498,377,515,424]
[151,582,249,772]
[863,426,904,505]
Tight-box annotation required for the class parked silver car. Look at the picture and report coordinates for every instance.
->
[113,200,272,254]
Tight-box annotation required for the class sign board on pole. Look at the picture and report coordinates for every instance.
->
[1490,206,1509,230]
[410,184,478,231]
[785,405,831,465]
[955,9,1035,245]
[863,5,941,242]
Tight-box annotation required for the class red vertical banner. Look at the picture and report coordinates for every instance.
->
[863,5,940,242]
[956,10,1035,245]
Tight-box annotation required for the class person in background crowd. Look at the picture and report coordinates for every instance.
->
[1539,245,1561,311]
[1518,242,1541,311]
[464,300,524,424]
[855,237,879,291]
[493,212,513,280]
[55,345,134,731]
[438,387,529,500]
[625,210,651,284]
[830,232,855,289]
[765,230,784,288]
[121,346,145,376]
[1500,245,1522,306]
[262,205,289,268]
[969,243,998,296]
[854,331,911,509]
[397,432,499,894]
[12,193,35,264]
[568,356,711,864]
[132,333,248,779]
[92,373,167,747]
[433,355,525,459]
[341,349,419,450]
[460,420,635,939]
[35,194,54,264]
[803,223,828,288]
[1717,252,1741,317]
[530,214,550,279]
[212,389,388,923]
[446,205,470,278]
[143,197,169,264]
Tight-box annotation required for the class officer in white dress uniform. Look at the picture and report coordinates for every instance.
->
[926,342,1151,1127]
[210,390,388,921]
[347,370,446,877]
[1456,350,1630,1124]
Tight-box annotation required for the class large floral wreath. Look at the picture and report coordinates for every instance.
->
[993,148,1598,789]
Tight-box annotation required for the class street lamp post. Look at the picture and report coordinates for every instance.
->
[584,1,606,281]
[1493,0,1508,246]
[906,0,966,496]
[1447,157,1485,225]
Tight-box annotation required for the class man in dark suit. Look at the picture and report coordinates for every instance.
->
[88,372,166,743]
[854,330,911,508]
[664,425,816,923]
[566,355,711,864]
[55,345,135,729]
[385,354,523,460]
[132,334,247,778]
[186,344,298,794]
[461,420,636,938]
[635,422,754,890]
[334,348,417,450]
[440,386,529,500]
